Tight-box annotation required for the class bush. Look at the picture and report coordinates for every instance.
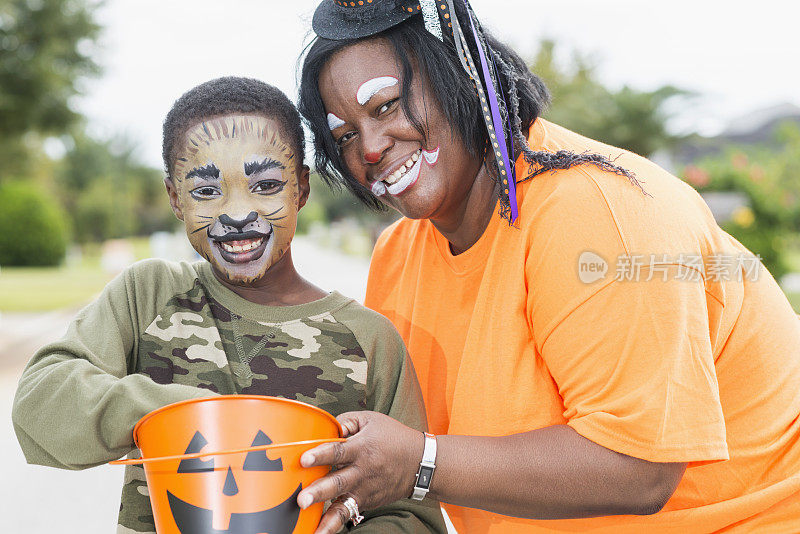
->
[0,181,69,266]
[684,123,800,279]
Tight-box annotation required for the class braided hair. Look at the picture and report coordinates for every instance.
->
[298,4,644,221]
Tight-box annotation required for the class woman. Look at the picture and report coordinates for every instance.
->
[296,1,800,532]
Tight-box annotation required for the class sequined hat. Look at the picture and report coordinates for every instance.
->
[312,0,424,40]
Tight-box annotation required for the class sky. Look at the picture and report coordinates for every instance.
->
[75,0,800,168]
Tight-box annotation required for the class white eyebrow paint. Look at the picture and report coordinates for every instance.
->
[327,113,345,131]
[356,76,398,106]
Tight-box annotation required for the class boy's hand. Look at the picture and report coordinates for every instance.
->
[297,411,424,533]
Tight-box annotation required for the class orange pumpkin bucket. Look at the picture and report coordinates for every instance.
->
[110,395,344,534]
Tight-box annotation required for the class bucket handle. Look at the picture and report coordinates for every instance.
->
[109,437,345,466]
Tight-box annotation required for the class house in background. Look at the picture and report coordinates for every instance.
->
[652,102,800,224]
[670,102,800,167]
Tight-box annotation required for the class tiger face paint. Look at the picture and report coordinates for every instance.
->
[169,114,308,285]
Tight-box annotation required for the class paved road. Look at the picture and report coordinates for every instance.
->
[1,371,124,532]
[1,237,371,533]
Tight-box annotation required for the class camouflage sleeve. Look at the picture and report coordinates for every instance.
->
[335,303,447,533]
[12,260,216,470]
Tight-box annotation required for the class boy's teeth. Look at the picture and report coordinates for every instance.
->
[221,237,264,253]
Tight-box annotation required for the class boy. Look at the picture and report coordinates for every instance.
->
[12,77,445,533]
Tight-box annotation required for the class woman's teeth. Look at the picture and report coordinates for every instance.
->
[220,237,263,253]
[383,150,421,185]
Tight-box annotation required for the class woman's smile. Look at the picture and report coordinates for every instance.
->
[370,146,440,197]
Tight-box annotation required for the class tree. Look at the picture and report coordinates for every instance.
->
[56,134,177,243]
[297,173,400,238]
[530,40,690,157]
[684,122,800,278]
[0,0,100,177]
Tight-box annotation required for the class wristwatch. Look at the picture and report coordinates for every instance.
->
[411,432,437,501]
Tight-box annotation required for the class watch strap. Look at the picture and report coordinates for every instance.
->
[411,432,437,500]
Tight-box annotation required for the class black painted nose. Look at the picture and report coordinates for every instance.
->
[219,211,258,231]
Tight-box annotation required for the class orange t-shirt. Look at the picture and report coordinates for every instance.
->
[365,119,800,532]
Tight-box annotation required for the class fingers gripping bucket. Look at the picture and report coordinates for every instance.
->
[110,396,343,534]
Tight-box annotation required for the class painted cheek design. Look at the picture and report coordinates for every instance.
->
[371,181,387,196]
[356,76,398,106]
[422,146,440,165]
[327,113,345,130]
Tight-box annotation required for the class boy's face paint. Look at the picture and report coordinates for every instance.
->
[169,114,307,285]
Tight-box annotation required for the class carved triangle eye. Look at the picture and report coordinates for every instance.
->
[178,431,215,473]
[243,430,283,471]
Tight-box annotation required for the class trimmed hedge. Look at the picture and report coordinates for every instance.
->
[0,181,69,266]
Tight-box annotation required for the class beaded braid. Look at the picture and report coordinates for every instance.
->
[452,0,649,218]
[449,0,518,220]
[492,53,529,159]
[491,51,647,193]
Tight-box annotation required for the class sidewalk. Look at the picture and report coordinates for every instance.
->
[0,309,76,372]
[1,371,124,532]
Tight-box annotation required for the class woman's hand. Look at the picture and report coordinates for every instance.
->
[297,411,425,534]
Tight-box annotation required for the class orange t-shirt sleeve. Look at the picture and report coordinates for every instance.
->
[527,169,729,465]
[540,271,729,464]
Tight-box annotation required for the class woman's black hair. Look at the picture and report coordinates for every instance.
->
[299,4,642,217]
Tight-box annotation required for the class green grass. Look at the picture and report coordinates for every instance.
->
[0,265,113,312]
[0,237,152,312]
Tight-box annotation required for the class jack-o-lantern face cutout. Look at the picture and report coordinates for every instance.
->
[166,430,301,534]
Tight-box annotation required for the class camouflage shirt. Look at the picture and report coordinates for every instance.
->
[13,259,445,533]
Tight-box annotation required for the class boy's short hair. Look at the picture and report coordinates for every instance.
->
[162,76,305,180]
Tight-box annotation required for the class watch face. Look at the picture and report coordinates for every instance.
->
[417,466,435,489]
